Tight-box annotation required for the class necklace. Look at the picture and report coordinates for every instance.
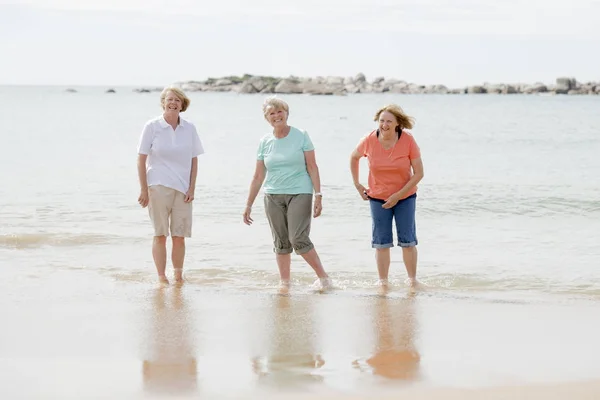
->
[376,129,400,158]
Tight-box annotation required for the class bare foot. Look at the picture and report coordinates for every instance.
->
[376,278,390,287]
[278,280,291,295]
[377,281,390,296]
[158,275,170,287]
[312,277,332,293]
[174,268,184,285]
[405,277,425,294]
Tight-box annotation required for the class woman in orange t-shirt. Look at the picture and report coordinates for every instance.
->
[350,104,424,287]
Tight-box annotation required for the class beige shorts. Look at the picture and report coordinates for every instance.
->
[148,185,193,237]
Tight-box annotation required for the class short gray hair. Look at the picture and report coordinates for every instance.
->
[262,96,289,118]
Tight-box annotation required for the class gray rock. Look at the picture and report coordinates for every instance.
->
[274,79,303,94]
[485,84,503,94]
[344,84,361,94]
[389,82,409,93]
[556,77,576,94]
[468,86,487,94]
[236,81,259,94]
[215,79,233,86]
[522,83,547,94]
[424,85,448,94]
[131,74,598,96]
[303,82,334,95]
[354,73,366,84]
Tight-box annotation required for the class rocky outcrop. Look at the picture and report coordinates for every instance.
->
[131,75,599,95]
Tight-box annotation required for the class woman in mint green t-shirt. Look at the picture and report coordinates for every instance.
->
[243,96,331,292]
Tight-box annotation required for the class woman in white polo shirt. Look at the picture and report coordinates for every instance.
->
[137,86,204,285]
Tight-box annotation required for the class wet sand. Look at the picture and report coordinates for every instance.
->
[2,267,600,399]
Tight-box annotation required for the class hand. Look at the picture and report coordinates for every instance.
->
[313,196,322,218]
[354,183,369,201]
[184,188,195,203]
[138,189,149,208]
[243,205,253,225]
[382,194,399,209]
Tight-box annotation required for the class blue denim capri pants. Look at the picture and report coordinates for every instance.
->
[368,193,418,248]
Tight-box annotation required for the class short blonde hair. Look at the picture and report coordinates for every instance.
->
[262,96,289,119]
[160,86,190,112]
[374,104,414,130]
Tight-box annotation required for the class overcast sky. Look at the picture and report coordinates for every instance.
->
[1,0,599,87]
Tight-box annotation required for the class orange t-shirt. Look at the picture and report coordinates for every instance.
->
[356,130,421,201]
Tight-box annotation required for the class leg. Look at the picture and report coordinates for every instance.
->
[170,190,193,284]
[152,236,168,283]
[393,194,419,284]
[299,249,328,279]
[287,194,328,279]
[376,248,391,282]
[276,253,291,282]
[369,199,394,283]
[264,195,293,283]
[172,236,185,283]
[402,246,418,283]
[148,185,175,284]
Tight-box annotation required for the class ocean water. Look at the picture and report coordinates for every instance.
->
[1,86,599,302]
[2,86,600,398]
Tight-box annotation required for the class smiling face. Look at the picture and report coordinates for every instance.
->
[162,91,183,114]
[378,110,400,135]
[265,106,288,128]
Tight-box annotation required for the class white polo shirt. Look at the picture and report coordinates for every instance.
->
[137,115,205,194]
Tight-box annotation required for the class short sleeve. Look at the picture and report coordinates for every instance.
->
[301,130,315,152]
[191,125,205,157]
[256,138,265,161]
[356,135,369,157]
[408,135,421,159]
[137,122,153,155]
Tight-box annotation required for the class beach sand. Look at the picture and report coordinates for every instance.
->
[2,267,600,399]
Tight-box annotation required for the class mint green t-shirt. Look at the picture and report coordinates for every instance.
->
[257,127,315,194]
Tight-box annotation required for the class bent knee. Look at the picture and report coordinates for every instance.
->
[290,237,313,254]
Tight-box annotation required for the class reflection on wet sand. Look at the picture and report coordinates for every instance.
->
[142,286,197,394]
[354,293,420,380]
[252,295,325,389]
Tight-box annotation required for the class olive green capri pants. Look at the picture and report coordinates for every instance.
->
[264,194,314,255]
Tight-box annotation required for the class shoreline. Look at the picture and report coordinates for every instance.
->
[2,265,600,399]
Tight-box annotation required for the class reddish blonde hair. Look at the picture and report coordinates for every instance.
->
[374,104,414,130]
[160,86,191,112]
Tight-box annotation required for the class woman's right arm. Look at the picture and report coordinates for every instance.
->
[137,154,149,207]
[137,122,153,208]
[243,160,266,225]
[350,149,368,200]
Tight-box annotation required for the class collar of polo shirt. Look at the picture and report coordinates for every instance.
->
[159,116,185,128]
